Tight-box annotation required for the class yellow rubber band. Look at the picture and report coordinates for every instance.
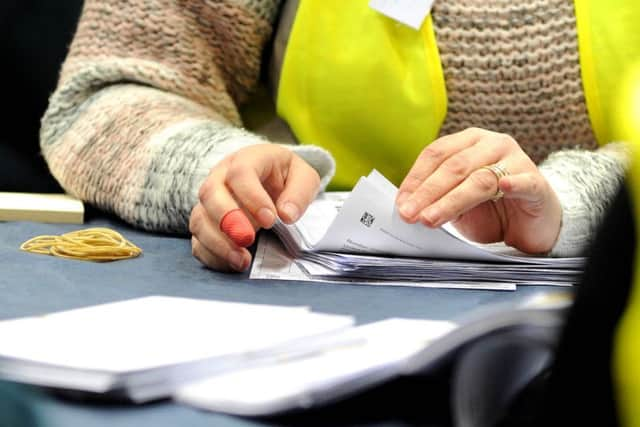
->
[20,228,142,262]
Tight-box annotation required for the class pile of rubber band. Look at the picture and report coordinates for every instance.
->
[20,227,142,262]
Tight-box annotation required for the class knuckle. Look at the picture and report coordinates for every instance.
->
[223,247,235,263]
[192,236,228,271]
[420,145,445,163]
[485,141,503,158]
[198,180,213,204]
[497,133,518,149]
[189,208,203,236]
[191,236,200,258]
[225,160,245,184]
[471,170,498,193]
[527,174,541,194]
[463,127,485,138]
[414,183,442,203]
[404,171,425,188]
[442,156,469,179]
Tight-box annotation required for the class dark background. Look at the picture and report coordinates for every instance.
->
[0,0,83,192]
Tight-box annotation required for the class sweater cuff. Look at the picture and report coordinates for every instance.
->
[540,143,629,257]
[542,169,592,257]
[286,144,336,191]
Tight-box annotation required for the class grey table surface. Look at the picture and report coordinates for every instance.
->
[0,216,551,427]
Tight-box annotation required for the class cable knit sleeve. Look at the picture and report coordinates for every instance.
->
[540,142,630,257]
[40,0,334,233]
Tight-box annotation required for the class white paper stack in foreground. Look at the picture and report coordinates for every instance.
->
[0,296,353,402]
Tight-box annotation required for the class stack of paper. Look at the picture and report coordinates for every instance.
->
[0,293,572,415]
[175,318,458,415]
[175,291,572,416]
[265,171,584,286]
[0,297,353,402]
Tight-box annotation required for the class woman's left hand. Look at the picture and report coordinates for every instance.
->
[396,127,562,254]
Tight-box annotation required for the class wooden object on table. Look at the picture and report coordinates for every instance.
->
[0,192,84,224]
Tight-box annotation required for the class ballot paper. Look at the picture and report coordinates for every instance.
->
[254,170,584,286]
[175,291,572,416]
[175,318,457,415]
[251,232,517,291]
[0,297,353,402]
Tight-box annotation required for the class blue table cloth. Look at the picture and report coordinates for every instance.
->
[0,216,549,427]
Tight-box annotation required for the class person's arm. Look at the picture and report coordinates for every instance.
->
[540,142,629,257]
[40,0,334,235]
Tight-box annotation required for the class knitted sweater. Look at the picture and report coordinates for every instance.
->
[41,0,628,257]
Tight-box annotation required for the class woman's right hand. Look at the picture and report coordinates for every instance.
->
[189,144,320,272]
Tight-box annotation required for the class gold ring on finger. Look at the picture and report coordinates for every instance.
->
[480,162,509,202]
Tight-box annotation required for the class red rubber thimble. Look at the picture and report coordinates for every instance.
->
[220,209,255,247]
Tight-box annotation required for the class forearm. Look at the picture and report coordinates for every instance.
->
[540,143,629,257]
[41,0,289,232]
[42,84,272,232]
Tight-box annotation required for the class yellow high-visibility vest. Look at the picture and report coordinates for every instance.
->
[614,61,640,427]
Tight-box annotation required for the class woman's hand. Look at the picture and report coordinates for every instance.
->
[190,144,320,271]
[396,128,562,254]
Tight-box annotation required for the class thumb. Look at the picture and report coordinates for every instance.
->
[499,172,548,204]
[499,172,555,219]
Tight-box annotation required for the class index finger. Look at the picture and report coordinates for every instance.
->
[198,167,259,247]
[223,148,286,228]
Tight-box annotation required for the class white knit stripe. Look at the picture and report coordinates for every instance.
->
[541,143,629,257]
[288,144,336,191]
[146,118,213,150]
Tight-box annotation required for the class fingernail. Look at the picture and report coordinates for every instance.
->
[498,177,510,192]
[257,207,275,227]
[281,202,300,222]
[396,192,410,206]
[421,208,439,226]
[229,251,246,271]
[400,200,417,218]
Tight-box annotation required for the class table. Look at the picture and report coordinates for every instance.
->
[0,216,550,427]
